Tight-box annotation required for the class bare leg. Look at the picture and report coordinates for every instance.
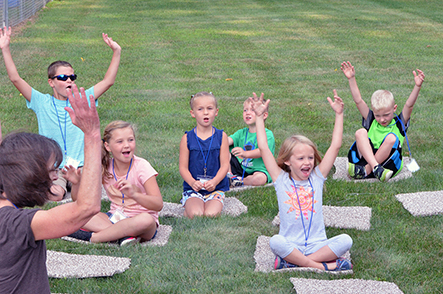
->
[184,197,204,219]
[203,199,223,217]
[283,245,338,270]
[243,172,267,186]
[90,213,157,243]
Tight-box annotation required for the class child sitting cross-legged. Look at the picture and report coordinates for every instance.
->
[341,61,425,181]
[251,91,353,271]
[65,121,163,246]
[227,96,275,187]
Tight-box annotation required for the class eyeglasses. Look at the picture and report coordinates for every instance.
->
[51,74,77,81]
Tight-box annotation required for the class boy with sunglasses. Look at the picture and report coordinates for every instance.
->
[228,94,275,187]
[0,26,121,200]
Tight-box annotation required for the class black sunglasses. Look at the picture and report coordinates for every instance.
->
[51,74,77,81]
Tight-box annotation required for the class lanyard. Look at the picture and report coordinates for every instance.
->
[112,157,133,209]
[391,114,413,158]
[241,130,257,180]
[194,127,214,177]
[290,177,314,254]
[52,96,69,157]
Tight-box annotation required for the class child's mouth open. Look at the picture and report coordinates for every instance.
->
[122,151,131,157]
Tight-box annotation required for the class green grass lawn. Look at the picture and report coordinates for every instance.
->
[1,0,442,293]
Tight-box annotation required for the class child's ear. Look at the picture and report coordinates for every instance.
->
[48,78,55,88]
[263,112,268,120]
[104,142,111,152]
[393,104,398,112]
[190,109,195,118]
[215,108,219,116]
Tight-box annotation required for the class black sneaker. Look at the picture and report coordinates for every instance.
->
[229,175,243,187]
[348,162,366,179]
[373,164,393,182]
[68,229,92,242]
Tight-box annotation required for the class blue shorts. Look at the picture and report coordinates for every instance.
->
[180,190,225,206]
[348,133,403,177]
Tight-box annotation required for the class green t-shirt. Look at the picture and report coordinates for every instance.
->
[229,128,275,183]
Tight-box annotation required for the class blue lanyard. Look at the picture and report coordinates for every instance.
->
[112,157,133,208]
[290,177,314,253]
[391,114,413,157]
[52,97,69,157]
[8,199,18,209]
[194,127,214,177]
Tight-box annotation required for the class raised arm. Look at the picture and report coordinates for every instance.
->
[341,61,369,119]
[92,33,122,99]
[250,93,281,182]
[0,27,32,101]
[31,84,102,240]
[402,69,425,123]
[318,89,344,178]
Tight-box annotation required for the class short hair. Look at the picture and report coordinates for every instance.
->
[189,92,217,109]
[0,132,63,208]
[48,61,73,78]
[102,120,136,181]
[276,135,322,174]
[371,90,395,110]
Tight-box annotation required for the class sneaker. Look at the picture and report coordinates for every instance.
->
[274,255,298,270]
[229,175,243,187]
[348,162,366,179]
[322,258,353,271]
[67,229,92,242]
[118,236,140,246]
[373,164,393,182]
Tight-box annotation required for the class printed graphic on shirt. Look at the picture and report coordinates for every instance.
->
[284,185,317,220]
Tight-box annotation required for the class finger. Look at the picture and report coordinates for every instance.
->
[259,93,264,101]
[333,89,338,97]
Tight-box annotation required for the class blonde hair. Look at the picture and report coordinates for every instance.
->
[190,91,217,109]
[102,121,135,181]
[371,90,395,110]
[277,135,322,174]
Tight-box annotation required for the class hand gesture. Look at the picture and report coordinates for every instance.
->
[191,179,204,192]
[64,84,100,137]
[340,61,355,79]
[413,69,425,87]
[249,92,270,117]
[61,165,81,185]
[327,89,344,115]
[115,179,136,198]
[0,26,12,49]
[231,147,246,159]
[102,33,121,52]
[203,179,216,192]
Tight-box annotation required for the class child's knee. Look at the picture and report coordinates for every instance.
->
[381,133,398,148]
[355,128,368,139]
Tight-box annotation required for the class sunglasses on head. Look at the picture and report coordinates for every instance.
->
[51,74,77,81]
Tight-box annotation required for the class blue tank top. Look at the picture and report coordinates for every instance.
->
[183,127,229,194]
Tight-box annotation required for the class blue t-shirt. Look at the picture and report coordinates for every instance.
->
[27,87,97,167]
[183,127,229,195]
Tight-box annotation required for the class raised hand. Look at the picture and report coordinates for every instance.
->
[0,26,12,49]
[64,84,100,136]
[413,69,425,87]
[327,89,344,115]
[249,92,269,117]
[340,61,355,79]
[102,33,121,52]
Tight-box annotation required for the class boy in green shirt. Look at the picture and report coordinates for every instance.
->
[228,93,275,187]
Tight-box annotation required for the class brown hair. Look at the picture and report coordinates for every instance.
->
[189,92,217,109]
[102,121,136,181]
[0,132,63,208]
[276,135,322,174]
[47,61,73,78]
